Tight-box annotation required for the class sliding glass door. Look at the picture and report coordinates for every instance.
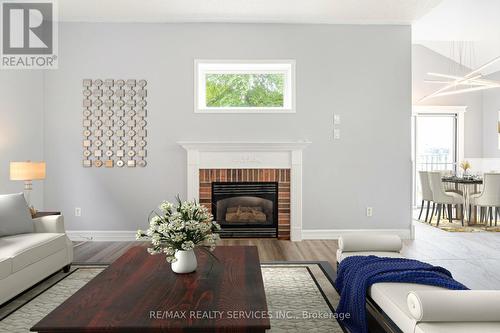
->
[413,113,458,206]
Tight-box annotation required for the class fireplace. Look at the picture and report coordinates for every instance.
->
[180,141,310,240]
[199,169,291,239]
[212,182,278,238]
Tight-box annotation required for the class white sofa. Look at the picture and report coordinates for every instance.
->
[336,234,500,333]
[0,193,73,305]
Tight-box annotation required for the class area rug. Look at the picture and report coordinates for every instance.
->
[417,218,500,232]
[0,263,345,333]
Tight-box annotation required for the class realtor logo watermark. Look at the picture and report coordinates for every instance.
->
[1,0,58,69]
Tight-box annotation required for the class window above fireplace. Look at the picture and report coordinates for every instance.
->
[194,60,295,113]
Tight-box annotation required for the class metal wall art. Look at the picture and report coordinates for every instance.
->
[82,79,148,168]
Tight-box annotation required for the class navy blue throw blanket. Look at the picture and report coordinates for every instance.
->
[335,256,468,333]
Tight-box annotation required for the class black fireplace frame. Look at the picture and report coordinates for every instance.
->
[211,181,278,238]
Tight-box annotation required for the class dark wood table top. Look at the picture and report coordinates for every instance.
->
[31,246,270,333]
[442,176,483,184]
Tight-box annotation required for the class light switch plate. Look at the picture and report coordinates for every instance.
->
[333,128,341,140]
[334,114,341,125]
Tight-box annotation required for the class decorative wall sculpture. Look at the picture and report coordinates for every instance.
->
[82,79,148,168]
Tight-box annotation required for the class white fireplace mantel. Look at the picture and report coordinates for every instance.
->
[178,140,311,241]
[178,141,311,151]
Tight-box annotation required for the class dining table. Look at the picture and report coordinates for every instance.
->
[442,176,483,224]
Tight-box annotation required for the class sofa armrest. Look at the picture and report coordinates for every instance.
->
[33,215,66,234]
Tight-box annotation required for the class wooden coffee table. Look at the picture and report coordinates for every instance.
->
[31,246,270,333]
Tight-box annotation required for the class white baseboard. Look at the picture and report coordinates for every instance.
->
[67,230,138,242]
[68,228,411,242]
[301,228,412,240]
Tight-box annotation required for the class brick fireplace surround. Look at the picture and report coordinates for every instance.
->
[199,169,291,239]
[178,141,310,241]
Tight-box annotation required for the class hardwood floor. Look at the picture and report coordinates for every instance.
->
[73,239,340,267]
[73,221,500,290]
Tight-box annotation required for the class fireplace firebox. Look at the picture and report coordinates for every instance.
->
[212,182,278,238]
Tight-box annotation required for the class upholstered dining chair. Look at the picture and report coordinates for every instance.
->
[438,170,462,195]
[436,170,462,220]
[428,171,464,226]
[418,171,434,222]
[470,173,500,226]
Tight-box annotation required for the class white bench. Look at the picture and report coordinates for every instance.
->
[336,234,500,333]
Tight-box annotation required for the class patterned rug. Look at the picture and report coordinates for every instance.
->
[420,218,500,232]
[414,212,500,232]
[0,263,344,333]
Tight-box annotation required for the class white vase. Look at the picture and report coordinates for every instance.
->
[171,249,197,274]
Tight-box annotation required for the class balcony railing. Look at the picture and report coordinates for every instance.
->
[416,153,455,172]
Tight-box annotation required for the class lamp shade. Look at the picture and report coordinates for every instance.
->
[10,162,46,181]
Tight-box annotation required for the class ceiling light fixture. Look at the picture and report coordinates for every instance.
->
[420,55,500,102]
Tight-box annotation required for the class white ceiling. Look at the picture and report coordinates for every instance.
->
[58,0,499,74]
[58,0,441,24]
[413,0,500,75]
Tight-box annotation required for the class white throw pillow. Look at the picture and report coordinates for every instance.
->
[0,193,34,237]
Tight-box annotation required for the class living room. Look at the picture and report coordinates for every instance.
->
[1,1,500,332]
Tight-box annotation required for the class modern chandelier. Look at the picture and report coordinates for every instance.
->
[420,54,500,102]
[419,42,500,149]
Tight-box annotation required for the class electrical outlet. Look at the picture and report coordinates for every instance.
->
[366,207,373,217]
[75,207,82,217]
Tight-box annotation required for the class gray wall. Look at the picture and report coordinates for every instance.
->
[412,44,483,158]
[0,71,44,208]
[43,23,412,232]
[482,71,500,158]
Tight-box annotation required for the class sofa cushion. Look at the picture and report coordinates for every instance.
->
[0,233,67,273]
[0,257,12,280]
[369,282,447,333]
[0,193,34,236]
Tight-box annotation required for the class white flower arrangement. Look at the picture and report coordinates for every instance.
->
[136,196,221,263]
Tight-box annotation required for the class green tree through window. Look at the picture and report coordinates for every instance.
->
[206,73,284,108]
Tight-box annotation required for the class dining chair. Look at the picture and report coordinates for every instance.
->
[470,173,500,226]
[418,171,434,222]
[428,171,464,226]
[435,170,460,220]
[438,170,462,195]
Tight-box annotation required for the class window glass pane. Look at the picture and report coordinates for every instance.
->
[414,114,457,206]
[416,115,456,171]
[205,73,285,108]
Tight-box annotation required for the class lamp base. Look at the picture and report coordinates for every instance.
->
[24,180,33,191]
[23,183,36,216]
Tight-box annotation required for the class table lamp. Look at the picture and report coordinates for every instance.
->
[10,161,46,212]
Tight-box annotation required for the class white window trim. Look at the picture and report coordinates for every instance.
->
[410,105,467,237]
[412,105,466,163]
[194,59,296,114]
